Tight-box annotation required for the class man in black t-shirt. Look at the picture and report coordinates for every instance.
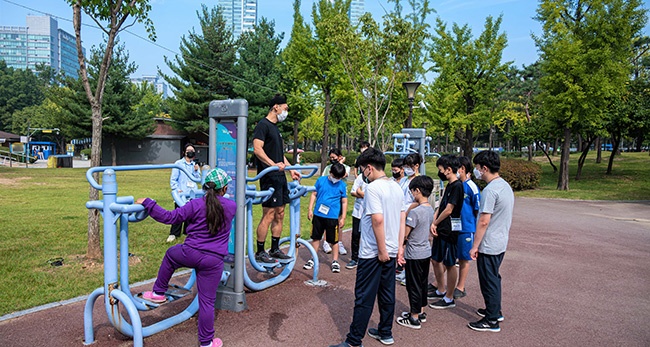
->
[252,94,301,264]
[429,155,464,310]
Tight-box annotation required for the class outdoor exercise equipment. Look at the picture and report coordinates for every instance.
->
[384,128,440,175]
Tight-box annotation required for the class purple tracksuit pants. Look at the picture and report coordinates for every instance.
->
[153,244,224,346]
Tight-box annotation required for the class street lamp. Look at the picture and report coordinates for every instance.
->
[402,81,421,128]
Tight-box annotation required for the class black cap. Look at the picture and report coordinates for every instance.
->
[269,93,287,107]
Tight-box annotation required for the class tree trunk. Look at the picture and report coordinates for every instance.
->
[488,126,494,150]
[87,106,103,260]
[111,137,116,166]
[575,137,594,180]
[462,126,474,158]
[536,140,558,173]
[527,144,533,161]
[552,138,559,156]
[595,137,602,163]
[606,134,621,175]
[557,127,571,190]
[320,89,331,172]
[577,134,583,152]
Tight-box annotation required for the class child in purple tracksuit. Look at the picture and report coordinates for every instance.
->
[137,168,236,347]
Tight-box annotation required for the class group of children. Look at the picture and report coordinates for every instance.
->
[135,146,501,347]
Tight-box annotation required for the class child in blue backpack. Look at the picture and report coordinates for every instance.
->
[137,168,236,347]
[305,163,348,273]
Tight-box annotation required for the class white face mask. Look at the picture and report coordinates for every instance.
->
[328,176,341,184]
[403,167,415,177]
[277,110,288,122]
[473,167,483,180]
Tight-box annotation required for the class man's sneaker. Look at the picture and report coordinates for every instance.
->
[429,298,456,309]
[255,251,278,264]
[142,291,166,303]
[468,317,501,332]
[427,290,445,300]
[396,314,421,329]
[338,242,348,255]
[328,342,363,347]
[331,261,341,273]
[269,248,292,260]
[345,260,358,269]
[367,328,394,345]
[453,288,466,299]
[427,283,437,292]
[395,270,405,282]
[303,259,315,270]
[476,308,505,322]
[166,235,176,243]
[401,311,426,323]
[323,241,332,254]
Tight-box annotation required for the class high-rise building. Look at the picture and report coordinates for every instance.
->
[348,0,365,27]
[130,75,169,99]
[218,0,258,40]
[0,15,85,78]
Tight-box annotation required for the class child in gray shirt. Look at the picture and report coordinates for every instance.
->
[397,175,435,330]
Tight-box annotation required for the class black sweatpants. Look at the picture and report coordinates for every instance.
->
[405,258,430,314]
[169,202,187,237]
[477,252,505,322]
[350,217,361,261]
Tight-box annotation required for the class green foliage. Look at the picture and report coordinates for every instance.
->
[234,18,284,134]
[0,61,45,132]
[498,159,542,191]
[299,151,322,163]
[80,147,92,158]
[428,15,510,156]
[161,5,236,133]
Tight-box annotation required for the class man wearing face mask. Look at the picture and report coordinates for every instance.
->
[390,158,408,188]
[321,148,350,255]
[252,94,302,264]
[167,143,202,242]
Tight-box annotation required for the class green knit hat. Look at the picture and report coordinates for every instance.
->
[204,168,232,189]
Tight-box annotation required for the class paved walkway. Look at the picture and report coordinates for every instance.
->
[1,198,649,346]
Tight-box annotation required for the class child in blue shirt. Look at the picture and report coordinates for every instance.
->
[455,156,481,298]
[305,163,348,272]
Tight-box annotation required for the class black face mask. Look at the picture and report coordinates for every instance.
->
[186,151,196,158]
[437,171,448,181]
[392,171,401,179]
[330,159,338,165]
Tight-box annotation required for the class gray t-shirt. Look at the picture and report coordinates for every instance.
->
[405,204,434,260]
[478,177,514,254]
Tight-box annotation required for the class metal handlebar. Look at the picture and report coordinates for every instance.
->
[86,163,202,190]
[246,165,319,182]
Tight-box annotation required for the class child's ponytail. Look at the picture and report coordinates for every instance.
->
[204,182,226,235]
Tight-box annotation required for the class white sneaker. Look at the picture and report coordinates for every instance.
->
[166,235,176,243]
[323,242,332,254]
[338,242,347,255]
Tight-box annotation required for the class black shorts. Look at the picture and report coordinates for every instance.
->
[311,215,339,244]
[260,173,290,208]
[431,236,458,267]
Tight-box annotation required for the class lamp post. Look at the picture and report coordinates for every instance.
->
[402,81,421,128]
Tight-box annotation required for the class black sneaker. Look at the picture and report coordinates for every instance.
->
[468,317,500,332]
[453,288,466,299]
[331,261,341,273]
[269,249,292,260]
[429,298,456,309]
[401,311,426,323]
[396,314,421,329]
[427,290,445,300]
[427,283,437,292]
[367,328,394,345]
[255,251,278,264]
[476,308,504,322]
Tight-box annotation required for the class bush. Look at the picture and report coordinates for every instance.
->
[498,158,541,191]
[299,151,322,164]
[80,148,92,159]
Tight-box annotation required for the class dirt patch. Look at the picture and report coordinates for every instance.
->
[0,176,30,186]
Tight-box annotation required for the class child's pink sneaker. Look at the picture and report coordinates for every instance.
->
[142,291,166,303]
[202,337,223,347]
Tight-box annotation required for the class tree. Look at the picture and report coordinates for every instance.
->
[0,61,45,132]
[66,0,155,260]
[331,0,433,149]
[428,15,510,158]
[233,17,284,135]
[283,0,349,169]
[534,0,646,190]
[161,5,236,134]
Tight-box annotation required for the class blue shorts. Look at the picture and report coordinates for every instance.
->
[457,232,474,261]
[431,237,458,267]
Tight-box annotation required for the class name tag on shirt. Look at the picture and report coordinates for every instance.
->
[451,218,462,231]
[318,204,330,215]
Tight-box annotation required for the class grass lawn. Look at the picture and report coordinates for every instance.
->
[0,151,648,316]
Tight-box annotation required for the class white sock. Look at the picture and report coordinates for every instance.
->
[443,296,453,303]
[436,290,445,296]
[201,342,212,347]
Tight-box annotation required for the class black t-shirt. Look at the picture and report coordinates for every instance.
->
[437,179,464,238]
[252,117,284,175]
